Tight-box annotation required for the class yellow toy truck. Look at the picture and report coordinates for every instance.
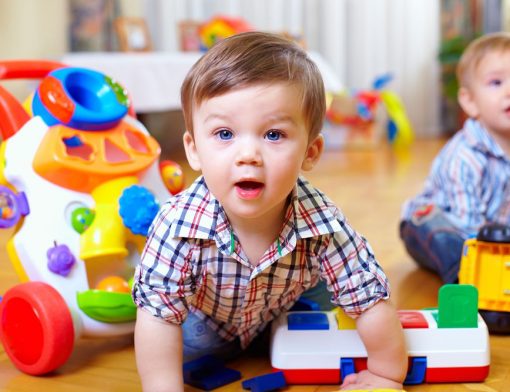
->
[458,223,510,333]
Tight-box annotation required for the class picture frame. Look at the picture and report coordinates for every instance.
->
[178,20,202,52]
[114,17,152,52]
[70,0,119,52]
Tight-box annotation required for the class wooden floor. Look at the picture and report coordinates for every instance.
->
[1,138,509,392]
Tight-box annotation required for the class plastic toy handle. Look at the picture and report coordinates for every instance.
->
[0,60,65,80]
[0,85,30,140]
[0,60,66,140]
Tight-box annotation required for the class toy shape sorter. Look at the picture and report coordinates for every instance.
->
[270,284,490,386]
[0,60,184,375]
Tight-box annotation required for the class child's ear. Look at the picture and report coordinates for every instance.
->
[183,131,201,171]
[301,134,324,171]
[458,87,479,118]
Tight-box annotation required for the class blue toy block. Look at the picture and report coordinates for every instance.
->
[287,312,329,330]
[404,357,427,385]
[340,357,355,380]
[183,355,241,390]
[242,371,287,392]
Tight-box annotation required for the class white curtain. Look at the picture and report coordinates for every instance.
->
[144,0,441,137]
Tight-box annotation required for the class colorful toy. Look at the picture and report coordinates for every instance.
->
[459,223,510,334]
[325,74,414,149]
[159,159,185,195]
[198,16,253,50]
[0,60,184,375]
[270,284,489,386]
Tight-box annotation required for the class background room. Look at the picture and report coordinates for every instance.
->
[0,0,509,391]
[1,0,443,154]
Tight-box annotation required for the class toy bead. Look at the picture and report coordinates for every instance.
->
[119,185,159,236]
[96,276,130,293]
[70,206,95,234]
[159,160,184,194]
[47,242,76,276]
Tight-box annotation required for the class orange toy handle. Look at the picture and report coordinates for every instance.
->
[0,60,66,140]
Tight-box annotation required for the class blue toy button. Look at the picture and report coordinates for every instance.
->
[287,312,329,330]
[119,185,159,236]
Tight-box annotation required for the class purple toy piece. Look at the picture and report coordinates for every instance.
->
[47,242,76,276]
[0,186,29,229]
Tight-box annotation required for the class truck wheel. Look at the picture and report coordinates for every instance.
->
[476,223,510,243]
[480,310,510,334]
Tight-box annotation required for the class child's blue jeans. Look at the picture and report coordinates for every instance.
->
[182,312,243,362]
[399,205,466,283]
[182,279,331,361]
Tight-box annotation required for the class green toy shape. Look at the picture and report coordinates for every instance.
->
[438,284,478,328]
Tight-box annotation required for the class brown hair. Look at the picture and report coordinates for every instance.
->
[457,32,510,88]
[181,31,326,139]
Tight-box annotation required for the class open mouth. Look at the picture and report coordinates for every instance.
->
[235,180,264,199]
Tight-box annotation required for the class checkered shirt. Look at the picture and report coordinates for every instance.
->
[133,176,390,348]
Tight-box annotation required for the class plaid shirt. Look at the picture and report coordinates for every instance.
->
[401,119,510,237]
[133,176,389,348]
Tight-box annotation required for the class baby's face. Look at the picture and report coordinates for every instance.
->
[466,50,510,140]
[184,82,322,226]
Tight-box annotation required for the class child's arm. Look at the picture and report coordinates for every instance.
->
[341,299,407,390]
[135,308,184,392]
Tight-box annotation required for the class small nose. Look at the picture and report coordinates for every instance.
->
[235,138,262,166]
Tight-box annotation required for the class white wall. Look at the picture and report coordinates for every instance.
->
[144,0,441,137]
[0,0,69,99]
[0,0,69,58]
[343,0,441,137]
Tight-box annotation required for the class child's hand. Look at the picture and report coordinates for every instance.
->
[340,369,404,390]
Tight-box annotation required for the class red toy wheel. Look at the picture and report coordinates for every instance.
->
[0,282,75,375]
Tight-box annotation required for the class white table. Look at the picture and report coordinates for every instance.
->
[62,51,342,113]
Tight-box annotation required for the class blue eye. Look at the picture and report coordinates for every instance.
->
[489,79,502,87]
[217,129,233,140]
[265,130,282,141]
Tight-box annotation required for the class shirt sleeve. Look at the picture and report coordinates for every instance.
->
[320,218,390,317]
[132,203,195,324]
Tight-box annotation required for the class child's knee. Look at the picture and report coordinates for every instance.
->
[400,206,466,282]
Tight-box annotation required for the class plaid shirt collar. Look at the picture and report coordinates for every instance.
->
[167,175,342,259]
